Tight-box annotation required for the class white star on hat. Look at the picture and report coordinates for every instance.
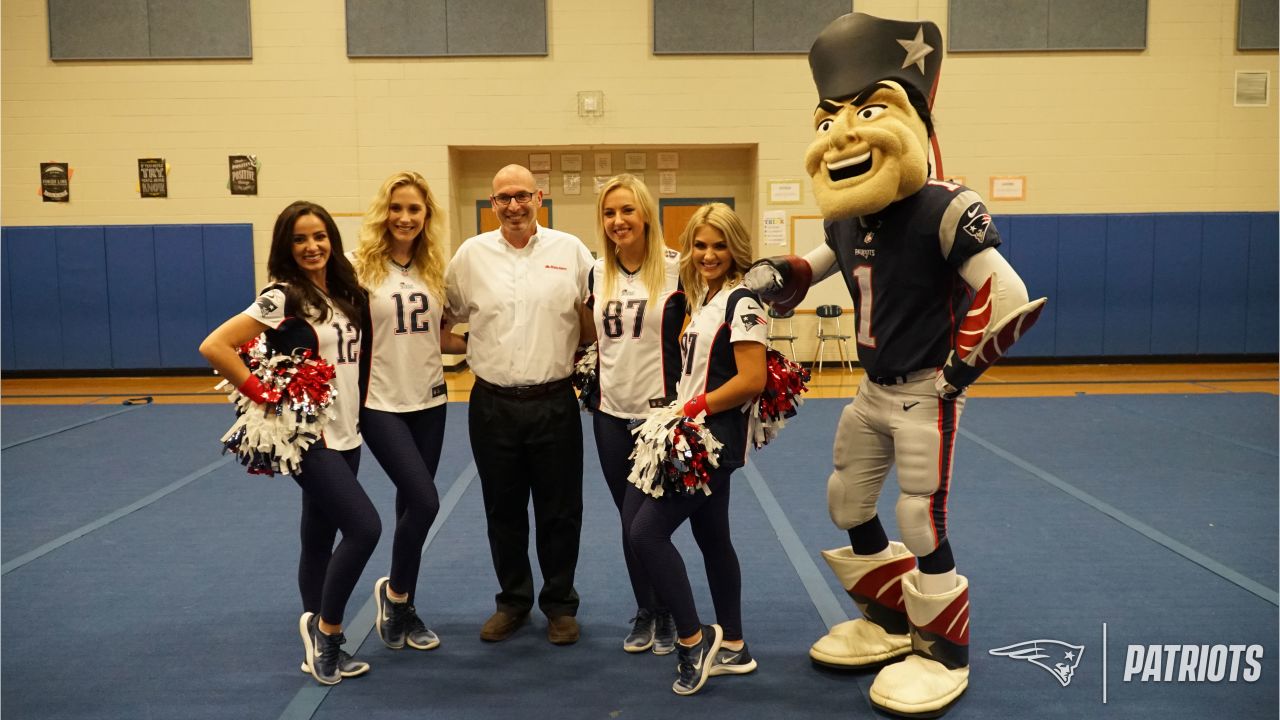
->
[897,27,933,74]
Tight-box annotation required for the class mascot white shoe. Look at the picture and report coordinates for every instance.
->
[869,571,970,718]
[810,543,914,668]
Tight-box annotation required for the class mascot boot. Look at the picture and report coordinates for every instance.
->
[869,570,970,718]
[810,542,915,668]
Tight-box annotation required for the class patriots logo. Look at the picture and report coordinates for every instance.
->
[989,639,1085,687]
[863,231,874,244]
[255,296,278,315]
[961,203,991,244]
[740,314,766,330]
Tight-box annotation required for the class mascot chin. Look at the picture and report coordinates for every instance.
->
[746,12,1047,718]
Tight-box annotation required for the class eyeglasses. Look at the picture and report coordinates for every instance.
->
[491,192,536,206]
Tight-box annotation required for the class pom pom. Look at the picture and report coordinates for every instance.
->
[627,403,724,498]
[571,342,599,410]
[748,348,811,449]
[216,336,336,477]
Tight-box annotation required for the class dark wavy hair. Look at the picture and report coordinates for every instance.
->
[267,200,366,325]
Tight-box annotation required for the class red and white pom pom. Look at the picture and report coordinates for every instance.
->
[216,336,337,477]
[571,342,599,410]
[627,403,724,499]
[748,348,811,449]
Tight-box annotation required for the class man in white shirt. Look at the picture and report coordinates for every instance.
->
[445,164,594,646]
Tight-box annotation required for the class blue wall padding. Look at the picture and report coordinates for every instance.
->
[1246,213,1279,354]
[2,236,15,370]
[154,226,214,369]
[2,223,252,371]
[0,216,1273,372]
[104,226,161,368]
[55,226,113,369]
[5,227,63,369]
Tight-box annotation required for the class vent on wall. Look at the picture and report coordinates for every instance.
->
[1235,71,1270,107]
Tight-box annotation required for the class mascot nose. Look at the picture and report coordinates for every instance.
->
[829,112,859,148]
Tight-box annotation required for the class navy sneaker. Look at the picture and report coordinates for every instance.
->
[709,642,758,676]
[299,612,343,686]
[300,650,369,678]
[672,624,723,696]
[653,611,677,656]
[374,577,408,649]
[624,609,656,653]
[402,607,441,651]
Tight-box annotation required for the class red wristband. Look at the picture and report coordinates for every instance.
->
[236,374,269,404]
[682,393,709,419]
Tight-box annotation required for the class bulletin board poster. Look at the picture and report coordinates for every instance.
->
[229,155,258,196]
[41,162,70,202]
[138,158,167,198]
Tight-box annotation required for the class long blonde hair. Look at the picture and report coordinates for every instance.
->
[677,203,754,309]
[352,171,446,298]
[597,174,666,305]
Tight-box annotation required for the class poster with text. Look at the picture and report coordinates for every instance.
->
[138,158,167,198]
[229,155,258,195]
[41,163,69,202]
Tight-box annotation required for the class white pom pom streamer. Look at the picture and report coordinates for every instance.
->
[627,403,724,499]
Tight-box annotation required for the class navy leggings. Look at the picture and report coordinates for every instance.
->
[294,443,381,626]
[592,411,660,612]
[630,466,742,641]
[360,405,446,604]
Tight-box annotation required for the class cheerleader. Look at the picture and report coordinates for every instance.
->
[629,203,767,695]
[350,172,467,654]
[199,201,375,686]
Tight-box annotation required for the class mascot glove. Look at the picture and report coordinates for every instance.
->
[236,374,271,405]
[744,261,783,294]
[682,393,710,419]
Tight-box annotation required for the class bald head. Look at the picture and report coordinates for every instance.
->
[490,164,542,247]
[493,164,536,193]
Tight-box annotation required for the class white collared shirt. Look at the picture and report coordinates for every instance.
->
[445,225,593,386]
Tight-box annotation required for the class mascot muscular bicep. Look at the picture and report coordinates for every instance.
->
[745,13,1046,718]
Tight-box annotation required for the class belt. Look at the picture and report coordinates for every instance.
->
[473,375,572,400]
[868,369,936,386]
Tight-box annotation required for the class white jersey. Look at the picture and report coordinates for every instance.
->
[587,250,685,418]
[361,258,447,413]
[242,285,362,452]
[676,284,768,468]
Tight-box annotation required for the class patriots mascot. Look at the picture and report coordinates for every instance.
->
[746,13,1046,717]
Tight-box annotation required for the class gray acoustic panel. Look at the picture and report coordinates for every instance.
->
[1239,0,1279,50]
[346,0,447,57]
[949,0,1048,51]
[446,0,546,55]
[654,0,753,54]
[148,0,251,58]
[752,0,849,53]
[1047,0,1144,49]
[49,0,150,60]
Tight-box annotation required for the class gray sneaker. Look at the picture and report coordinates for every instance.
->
[403,608,441,651]
[652,611,677,656]
[299,612,343,686]
[374,577,408,649]
[672,624,723,696]
[709,642,757,676]
[300,650,369,678]
[624,609,656,653]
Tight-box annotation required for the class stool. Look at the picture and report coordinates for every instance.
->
[814,304,854,373]
[766,307,798,358]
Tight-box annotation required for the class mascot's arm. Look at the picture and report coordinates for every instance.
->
[936,248,1047,399]
[743,244,838,314]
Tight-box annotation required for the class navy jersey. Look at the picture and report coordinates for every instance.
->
[677,285,769,470]
[825,179,1000,378]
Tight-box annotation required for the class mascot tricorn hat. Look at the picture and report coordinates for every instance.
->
[808,13,943,107]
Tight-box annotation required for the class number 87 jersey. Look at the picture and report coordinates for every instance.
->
[826,180,1001,379]
[586,250,686,419]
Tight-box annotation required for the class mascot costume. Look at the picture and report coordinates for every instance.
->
[746,12,1046,718]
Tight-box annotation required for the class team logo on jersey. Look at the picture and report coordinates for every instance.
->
[989,639,1085,687]
[255,296,278,315]
[740,313,766,330]
[961,203,991,244]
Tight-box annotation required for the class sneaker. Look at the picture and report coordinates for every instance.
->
[672,623,723,696]
[653,611,677,656]
[299,612,343,686]
[623,609,656,653]
[709,642,758,676]
[374,577,407,649]
[402,607,441,651]
[300,650,369,678]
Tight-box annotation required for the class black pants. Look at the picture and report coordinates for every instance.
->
[592,411,660,612]
[468,380,583,617]
[293,443,381,626]
[361,405,446,604]
[630,466,742,641]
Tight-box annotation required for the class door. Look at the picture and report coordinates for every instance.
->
[658,198,734,251]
